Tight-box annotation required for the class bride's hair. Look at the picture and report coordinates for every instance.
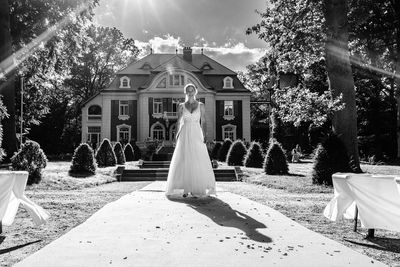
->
[184,83,197,102]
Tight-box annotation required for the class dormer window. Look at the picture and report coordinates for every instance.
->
[141,62,152,70]
[201,62,212,70]
[223,77,233,89]
[120,76,131,88]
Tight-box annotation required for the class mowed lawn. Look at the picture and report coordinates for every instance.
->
[1,160,400,266]
[219,160,400,266]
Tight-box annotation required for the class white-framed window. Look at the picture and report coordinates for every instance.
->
[120,76,131,88]
[88,105,102,120]
[224,101,234,116]
[169,74,185,87]
[153,98,162,114]
[87,126,101,149]
[119,100,129,120]
[117,124,131,143]
[151,122,165,140]
[223,77,233,89]
[222,124,236,140]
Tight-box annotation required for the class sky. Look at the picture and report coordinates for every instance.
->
[93,0,268,72]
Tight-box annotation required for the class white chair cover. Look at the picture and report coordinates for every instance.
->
[324,173,400,232]
[0,171,49,226]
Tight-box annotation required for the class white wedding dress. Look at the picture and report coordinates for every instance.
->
[166,103,216,197]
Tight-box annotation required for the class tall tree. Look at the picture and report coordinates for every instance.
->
[0,0,17,161]
[322,0,360,168]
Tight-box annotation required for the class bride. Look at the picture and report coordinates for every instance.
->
[165,83,216,197]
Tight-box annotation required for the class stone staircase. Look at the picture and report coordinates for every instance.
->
[120,161,239,182]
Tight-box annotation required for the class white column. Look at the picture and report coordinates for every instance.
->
[81,107,87,143]
[205,94,215,141]
[140,95,149,142]
[242,96,251,141]
[102,95,111,140]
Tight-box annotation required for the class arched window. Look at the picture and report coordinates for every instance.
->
[120,76,131,88]
[117,124,131,143]
[223,77,233,89]
[151,122,165,140]
[141,62,152,70]
[156,77,167,88]
[222,124,236,140]
[88,105,102,120]
[201,62,212,70]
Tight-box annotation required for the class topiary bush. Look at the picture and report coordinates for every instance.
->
[210,142,222,160]
[124,143,135,161]
[130,140,142,160]
[263,139,288,175]
[226,140,247,166]
[244,141,264,168]
[95,138,117,167]
[69,143,96,176]
[113,142,126,165]
[217,139,232,162]
[11,140,47,185]
[312,133,352,186]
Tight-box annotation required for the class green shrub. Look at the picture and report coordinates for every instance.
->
[270,112,284,144]
[263,139,288,175]
[69,143,96,176]
[312,133,352,186]
[217,139,232,162]
[244,141,264,168]
[95,138,116,167]
[210,142,222,160]
[113,142,126,165]
[130,140,142,160]
[226,140,247,166]
[11,140,47,185]
[124,143,134,161]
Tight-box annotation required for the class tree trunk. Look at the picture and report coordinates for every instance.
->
[393,0,400,160]
[323,0,360,170]
[0,0,18,162]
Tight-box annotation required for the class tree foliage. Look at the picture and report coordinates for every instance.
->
[244,141,264,168]
[69,143,96,176]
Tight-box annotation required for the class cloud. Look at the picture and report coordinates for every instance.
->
[135,35,266,72]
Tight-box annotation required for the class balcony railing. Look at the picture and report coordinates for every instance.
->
[163,111,178,119]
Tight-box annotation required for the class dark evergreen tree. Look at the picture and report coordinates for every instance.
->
[226,140,247,166]
[124,143,134,162]
[130,140,142,160]
[312,133,352,186]
[69,143,96,176]
[95,138,116,167]
[244,141,264,168]
[210,142,222,160]
[217,139,232,162]
[113,142,126,165]
[263,139,289,175]
[11,140,47,185]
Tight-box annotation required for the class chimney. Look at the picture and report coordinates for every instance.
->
[183,47,192,62]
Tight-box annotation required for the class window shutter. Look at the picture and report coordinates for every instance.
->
[234,100,239,116]
[148,97,153,114]
[112,100,119,118]
[162,98,168,112]
[218,101,224,116]
[129,101,133,116]
[167,98,172,111]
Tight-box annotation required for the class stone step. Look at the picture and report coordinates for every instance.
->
[121,168,238,182]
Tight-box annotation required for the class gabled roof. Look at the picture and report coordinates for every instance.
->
[117,53,237,76]
[151,55,201,73]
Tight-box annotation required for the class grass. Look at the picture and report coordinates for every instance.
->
[0,161,150,266]
[218,160,400,267]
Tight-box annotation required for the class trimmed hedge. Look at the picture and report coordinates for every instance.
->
[113,142,126,165]
[130,140,142,160]
[312,133,352,186]
[210,142,222,160]
[11,140,48,185]
[217,139,232,162]
[69,143,96,176]
[124,143,135,161]
[263,139,288,175]
[226,140,247,166]
[244,141,264,168]
[95,138,117,167]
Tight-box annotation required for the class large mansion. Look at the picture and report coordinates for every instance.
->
[81,47,251,147]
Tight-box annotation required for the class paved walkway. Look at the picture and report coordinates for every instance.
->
[16,182,386,267]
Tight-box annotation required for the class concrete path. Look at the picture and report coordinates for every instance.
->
[16,182,386,267]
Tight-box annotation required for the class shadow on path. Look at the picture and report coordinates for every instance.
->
[345,236,400,254]
[168,196,272,243]
[0,240,41,255]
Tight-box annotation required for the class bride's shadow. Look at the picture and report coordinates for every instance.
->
[168,196,272,243]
